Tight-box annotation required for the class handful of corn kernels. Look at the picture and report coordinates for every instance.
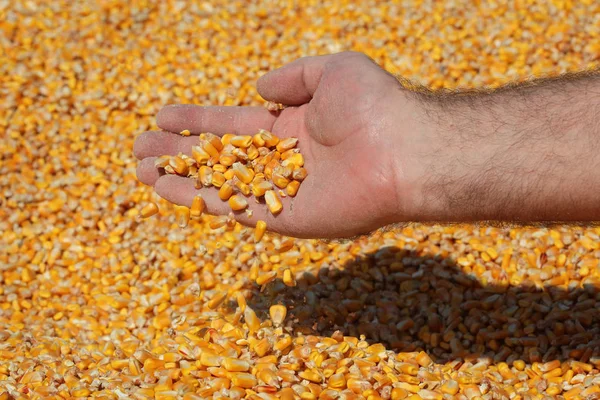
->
[140,129,307,241]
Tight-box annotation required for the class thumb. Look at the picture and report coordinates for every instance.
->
[256,54,331,106]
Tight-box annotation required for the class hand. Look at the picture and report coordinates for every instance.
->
[134,52,413,238]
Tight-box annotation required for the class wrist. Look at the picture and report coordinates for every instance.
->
[386,87,447,223]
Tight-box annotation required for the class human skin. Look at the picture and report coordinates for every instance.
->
[134,51,600,238]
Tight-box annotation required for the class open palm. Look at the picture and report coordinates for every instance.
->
[135,52,404,238]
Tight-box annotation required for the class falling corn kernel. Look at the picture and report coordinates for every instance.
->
[209,215,228,230]
[264,190,283,215]
[190,195,205,220]
[139,202,159,219]
[255,220,267,242]
[228,195,248,211]
[269,305,287,326]
[218,181,234,201]
[175,206,190,228]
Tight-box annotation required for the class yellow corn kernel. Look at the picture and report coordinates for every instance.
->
[440,379,458,395]
[391,388,408,400]
[219,153,237,167]
[212,163,227,173]
[232,162,254,184]
[208,171,224,188]
[253,338,271,357]
[232,147,248,162]
[347,378,371,394]
[513,360,526,371]
[207,291,227,309]
[299,369,322,383]
[218,181,234,201]
[328,373,346,389]
[244,306,261,333]
[229,372,257,388]
[252,180,273,197]
[204,132,224,151]
[256,271,277,286]
[198,166,213,187]
[253,133,266,147]
[223,168,235,180]
[180,129,191,136]
[416,351,432,367]
[542,368,563,379]
[539,360,560,372]
[282,152,304,168]
[190,195,205,220]
[546,386,562,396]
[221,357,250,372]
[200,352,223,367]
[168,156,189,176]
[228,195,248,211]
[209,216,228,230]
[255,220,267,242]
[274,335,292,351]
[139,202,159,219]
[258,129,279,148]
[292,167,307,181]
[257,368,279,387]
[191,146,210,166]
[221,133,235,146]
[286,180,300,197]
[247,145,259,160]
[235,292,247,312]
[155,155,171,168]
[282,268,296,287]
[234,179,251,196]
[264,190,282,215]
[269,305,287,326]
[200,139,219,157]
[264,159,279,179]
[175,206,190,228]
[230,135,253,148]
[272,172,290,189]
[280,148,296,160]
[71,388,91,397]
[275,137,298,152]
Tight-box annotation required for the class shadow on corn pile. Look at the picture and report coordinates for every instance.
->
[247,246,599,365]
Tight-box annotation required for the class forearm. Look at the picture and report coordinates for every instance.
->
[397,72,600,223]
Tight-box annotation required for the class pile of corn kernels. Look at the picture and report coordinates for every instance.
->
[2,1,600,399]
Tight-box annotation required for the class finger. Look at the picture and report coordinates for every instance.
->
[134,131,198,159]
[136,157,163,186]
[154,174,300,234]
[256,54,330,105]
[157,105,277,135]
